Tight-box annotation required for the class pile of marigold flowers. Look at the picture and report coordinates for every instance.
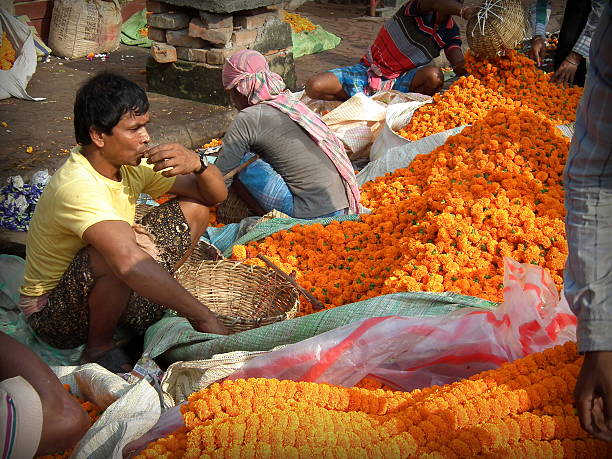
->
[0,32,16,70]
[135,341,612,458]
[233,108,568,311]
[398,50,582,141]
[282,11,317,33]
[36,385,101,459]
[202,138,222,149]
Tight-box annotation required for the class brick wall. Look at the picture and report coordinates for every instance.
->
[13,0,146,42]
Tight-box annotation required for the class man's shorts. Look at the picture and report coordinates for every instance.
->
[0,377,43,459]
[24,199,192,349]
[328,62,419,98]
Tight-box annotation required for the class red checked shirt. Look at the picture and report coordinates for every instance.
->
[362,0,462,79]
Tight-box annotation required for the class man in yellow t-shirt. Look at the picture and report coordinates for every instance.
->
[18,73,229,372]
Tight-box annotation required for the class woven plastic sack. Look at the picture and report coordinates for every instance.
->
[48,0,122,59]
[52,363,161,459]
[0,9,43,100]
[228,258,576,391]
[368,94,432,161]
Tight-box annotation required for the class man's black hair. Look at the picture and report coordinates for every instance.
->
[73,72,149,145]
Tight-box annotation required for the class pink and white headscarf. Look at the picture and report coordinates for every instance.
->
[222,50,361,214]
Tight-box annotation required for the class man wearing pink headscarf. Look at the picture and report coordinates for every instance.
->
[216,49,361,219]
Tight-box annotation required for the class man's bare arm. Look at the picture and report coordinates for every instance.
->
[445,47,467,75]
[416,0,476,19]
[83,220,227,334]
[145,143,228,206]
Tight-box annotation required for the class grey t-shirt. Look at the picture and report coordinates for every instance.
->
[215,104,349,219]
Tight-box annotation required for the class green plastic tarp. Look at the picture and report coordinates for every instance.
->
[144,291,497,362]
[121,9,152,48]
[292,26,341,59]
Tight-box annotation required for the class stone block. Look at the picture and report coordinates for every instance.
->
[199,11,233,29]
[147,27,167,42]
[146,48,296,106]
[251,18,292,55]
[147,12,190,30]
[206,46,247,65]
[167,29,206,48]
[151,43,177,63]
[146,0,171,13]
[177,47,208,62]
[235,12,277,30]
[231,29,258,47]
[159,0,280,14]
[189,19,232,45]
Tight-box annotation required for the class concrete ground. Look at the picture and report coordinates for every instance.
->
[0,0,566,186]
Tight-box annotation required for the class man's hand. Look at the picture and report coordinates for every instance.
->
[145,143,201,177]
[574,351,612,442]
[551,52,581,87]
[453,62,468,76]
[460,6,477,21]
[193,317,229,335]
[529,36,546,66]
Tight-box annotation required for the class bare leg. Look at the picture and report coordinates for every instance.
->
[305,71,349,101]
[0,332,90,455]
[83,246,132,361]
[83,198,211,361]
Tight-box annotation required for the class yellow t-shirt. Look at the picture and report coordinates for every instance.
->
[20,148,176,297]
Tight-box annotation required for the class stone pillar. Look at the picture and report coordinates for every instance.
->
[145,0,296,107]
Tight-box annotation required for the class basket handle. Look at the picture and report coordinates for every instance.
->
[257,254,325,311]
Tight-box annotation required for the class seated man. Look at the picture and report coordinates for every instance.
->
[306,0,475,101]
[1,332,90,457]
[216,50,361,220]
[18,73,228,372]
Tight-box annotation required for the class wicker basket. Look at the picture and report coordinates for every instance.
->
[216,190,256,224]
[175,259,300,334]
[467,0,530,59]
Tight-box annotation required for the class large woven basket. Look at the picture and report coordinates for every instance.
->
[467,0,530,59]
[216,189,256,224]
[175,259,300,334]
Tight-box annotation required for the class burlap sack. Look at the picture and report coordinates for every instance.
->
[48,0,122,59]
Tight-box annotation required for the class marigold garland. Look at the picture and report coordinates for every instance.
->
[398,50,582,141]
[135,341,612,458]
[35,385,101,459]
[233,108,568,311]
[282,11,317,33]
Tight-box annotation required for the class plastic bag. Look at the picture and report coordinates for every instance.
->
[229,258,576,391]
[0,8,43,100]
[369,95,431,162]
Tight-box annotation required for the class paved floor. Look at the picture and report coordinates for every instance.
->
[0,0,568,185]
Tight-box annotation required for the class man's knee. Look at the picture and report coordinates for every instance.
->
[305,73,331,99]
[178,198,210,235]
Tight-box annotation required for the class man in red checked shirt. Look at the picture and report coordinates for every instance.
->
[305,0,476,101]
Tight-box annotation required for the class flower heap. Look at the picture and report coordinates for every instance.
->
[398,50,582,141]
[282,11,317,33]
[0,32,16,70]
[233,108,568,310]
[35,385,101,459]
[135,341,612,458]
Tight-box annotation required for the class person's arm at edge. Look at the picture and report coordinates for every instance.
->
[82,220,227,334]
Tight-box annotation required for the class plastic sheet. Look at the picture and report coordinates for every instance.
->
[229,258,576,391]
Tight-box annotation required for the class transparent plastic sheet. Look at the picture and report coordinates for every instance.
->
[228,258,577,391]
